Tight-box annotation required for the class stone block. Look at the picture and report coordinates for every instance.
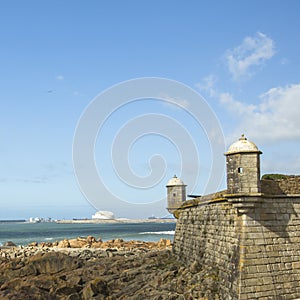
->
[292,261,300,269]
[254,239,267,245]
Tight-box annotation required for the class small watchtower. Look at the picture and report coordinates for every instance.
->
[225,135,262,195]
[166,175,186,214]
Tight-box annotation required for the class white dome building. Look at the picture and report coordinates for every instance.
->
[92,211,115,220]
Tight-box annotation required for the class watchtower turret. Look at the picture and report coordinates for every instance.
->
[225,135,262,195]
[166,175,186,214]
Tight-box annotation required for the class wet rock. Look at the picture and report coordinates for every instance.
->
[0,239,222,299]
[92,278,108,294]
[20,252,81,276]
[27,242,38,247]
[3,241,16,247]
[78,249,94,260]
[86,235,97,244]
[54,284,81,296]
[68,239,87,248]
[67,275,83,286]
[66,293,81,300]
[82,282,97,299]
[157,238,172,248]
[57,239,71,248]
[90,241,102,248]
[39,242,53,248]
[106,248,118,257]
[32,275,58,291]
[0,277,23,291]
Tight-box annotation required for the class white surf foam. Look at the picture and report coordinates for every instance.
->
[139,230,175,235]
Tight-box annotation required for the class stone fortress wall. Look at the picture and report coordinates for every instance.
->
[171,136,300,299]
[261,175,300,195]
[173,196,240,299]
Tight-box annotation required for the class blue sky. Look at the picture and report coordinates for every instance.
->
[1,1,300,219]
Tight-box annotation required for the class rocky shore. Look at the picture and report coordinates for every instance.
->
[0,237,219,299]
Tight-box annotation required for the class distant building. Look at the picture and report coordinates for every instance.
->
[92,211,115,220]
[29,217,41,223]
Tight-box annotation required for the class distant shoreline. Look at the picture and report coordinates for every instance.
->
[55,219,176,224]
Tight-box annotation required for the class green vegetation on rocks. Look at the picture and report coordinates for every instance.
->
[262,174,289,180]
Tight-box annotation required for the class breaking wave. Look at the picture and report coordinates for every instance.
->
[139,230,175,235]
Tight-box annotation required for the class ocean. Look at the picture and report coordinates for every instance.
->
[0,222,176,246]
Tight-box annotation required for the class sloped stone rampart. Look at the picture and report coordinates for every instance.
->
[240,197,300,299]
[173,200,240,299]
[261,175,300,195]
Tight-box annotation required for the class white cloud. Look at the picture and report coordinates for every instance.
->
[56,75,64,81]
[219,92,256,116]
[225,32,276,80]
[220,83,300,143]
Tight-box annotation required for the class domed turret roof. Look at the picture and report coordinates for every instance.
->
[166,175,185,186]
[225,134,261,155]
